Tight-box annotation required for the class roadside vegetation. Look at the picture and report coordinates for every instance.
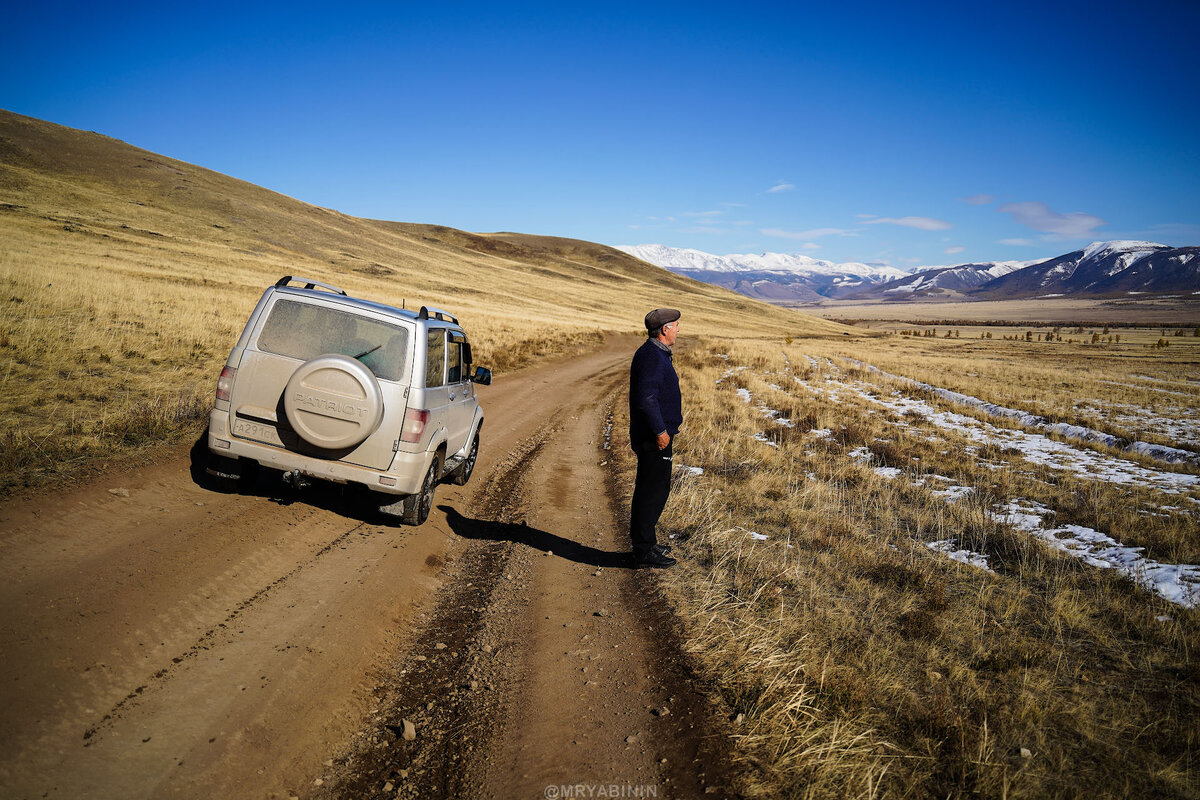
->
[609,331,1199,798]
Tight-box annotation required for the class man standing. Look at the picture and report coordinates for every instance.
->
[628,308,682,568]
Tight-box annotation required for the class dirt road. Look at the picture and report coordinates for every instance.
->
[0,337,736,799]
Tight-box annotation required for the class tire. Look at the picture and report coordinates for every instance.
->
[282,354,384,450]
[450,432,479,486]
[401,454,440,526]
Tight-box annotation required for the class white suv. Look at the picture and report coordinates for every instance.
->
[206,276,491,525]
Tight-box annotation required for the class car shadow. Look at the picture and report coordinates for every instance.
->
[187,431,389,525]
[438,505,632,569]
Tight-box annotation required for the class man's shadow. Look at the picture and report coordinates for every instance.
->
[438,505,631,569]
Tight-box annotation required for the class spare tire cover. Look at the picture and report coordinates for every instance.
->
[283,354,384,450]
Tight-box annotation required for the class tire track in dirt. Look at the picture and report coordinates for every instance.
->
[83,518,371,744]
[311,421,563,798]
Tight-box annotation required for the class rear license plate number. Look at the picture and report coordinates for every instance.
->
[233,419,284,446]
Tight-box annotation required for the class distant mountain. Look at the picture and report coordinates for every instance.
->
[619,241,1200,305]
[969,241,1200,299]
[616,244,908,301]
[843,260,1030,300]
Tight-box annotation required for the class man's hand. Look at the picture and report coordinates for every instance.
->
[656,431,671,450]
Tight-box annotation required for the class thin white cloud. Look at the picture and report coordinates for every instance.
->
[998,201,1105,238]
[681,226,724,234]
[998,237,1035,246]
[800,242,821,250]
[862,216,953,231]
[721,202,749,208]
[681,210,723,218]
[959,194,995,205]
[732,220,754,226]
[760,227,854,240]
[855,213,877,219]
[767,182,796,193]
[944,245,966,255]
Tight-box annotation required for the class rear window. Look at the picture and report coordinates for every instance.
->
[257,299,411,382]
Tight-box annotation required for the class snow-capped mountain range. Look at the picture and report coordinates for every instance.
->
[971,240,1200,299]
[844,260,1032,300]
[618,241,1199,303]
[616,244,909,302]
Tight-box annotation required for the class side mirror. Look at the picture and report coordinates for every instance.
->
[471,365,492,386]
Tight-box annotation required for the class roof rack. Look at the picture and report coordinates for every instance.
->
[274,275,348,296]
[418,306,459,324]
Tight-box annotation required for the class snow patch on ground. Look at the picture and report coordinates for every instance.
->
[927,540,993,572]
[824,378,1200,496]
[932,485,975,502]
[990,501,1200,608]
[844,358,1200,466]
[1075,400,1200,446]
[732,383,794,442]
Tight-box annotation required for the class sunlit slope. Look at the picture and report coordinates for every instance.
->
[0,109,850,341]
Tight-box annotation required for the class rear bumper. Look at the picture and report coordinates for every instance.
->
[207,410,430,495]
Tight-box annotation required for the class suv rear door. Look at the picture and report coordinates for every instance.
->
[230,295,412,470]
[422,326,453,454]
[445,330,473,453]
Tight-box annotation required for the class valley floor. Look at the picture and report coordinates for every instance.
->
[797,296,1200,325]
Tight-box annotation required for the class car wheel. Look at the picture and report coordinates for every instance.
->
[401,454,440,526]
[451,432,479,486]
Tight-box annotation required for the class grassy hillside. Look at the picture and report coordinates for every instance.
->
[0,109,852,493]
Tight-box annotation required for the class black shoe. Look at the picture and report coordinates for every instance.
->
[652,542,672,555]
[635,550,677,568]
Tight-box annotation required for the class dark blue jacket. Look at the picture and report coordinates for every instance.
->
[629,339,682,447]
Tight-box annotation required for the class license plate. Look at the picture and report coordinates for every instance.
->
[233,419,284,446]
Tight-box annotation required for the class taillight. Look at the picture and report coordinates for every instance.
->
[216,366,236,402]
[400,408,430,443]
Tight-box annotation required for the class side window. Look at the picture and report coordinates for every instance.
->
[447,334,463,383]
[425,328,445,388]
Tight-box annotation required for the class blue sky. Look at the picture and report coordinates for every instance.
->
[3,0,1198,268]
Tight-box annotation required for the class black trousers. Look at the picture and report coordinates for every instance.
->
[630,439,673,557]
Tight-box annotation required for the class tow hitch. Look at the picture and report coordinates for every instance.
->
[281,470,312,490]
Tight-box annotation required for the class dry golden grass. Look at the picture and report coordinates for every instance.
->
[609,334,1200,799]
[797,331,1200,456]
[0,109,854,494]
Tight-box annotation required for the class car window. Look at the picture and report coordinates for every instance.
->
[447,336,463,383]
[425,327,445,388]
[256,299,410,382]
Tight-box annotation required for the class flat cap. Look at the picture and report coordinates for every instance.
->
[644,308,681,331]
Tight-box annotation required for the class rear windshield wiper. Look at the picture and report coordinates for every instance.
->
[353,344,382,359]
